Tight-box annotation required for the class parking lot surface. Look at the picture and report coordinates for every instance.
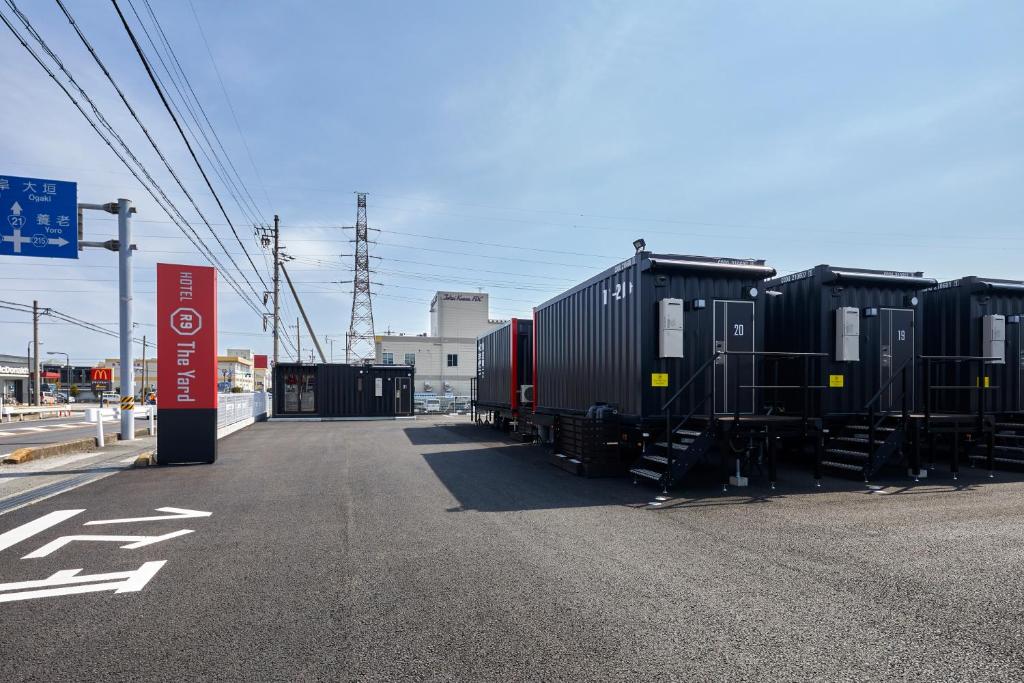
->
[1,417,1023,681]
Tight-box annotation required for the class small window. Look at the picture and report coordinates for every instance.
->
[447,354,458,367]
[382,352,394,365]
[404,353,416,366]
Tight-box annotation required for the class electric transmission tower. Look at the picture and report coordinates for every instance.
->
[345,193,376,363]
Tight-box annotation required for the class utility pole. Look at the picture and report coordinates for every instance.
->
[345,193,376,363]
[273,215,280,367]
[296,318,301,363]
[117,198,135,440]
[280,261,326,363]
[32,300,40,406]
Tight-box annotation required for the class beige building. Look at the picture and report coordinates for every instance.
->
[375,291,505,397]
[99,348,260,394]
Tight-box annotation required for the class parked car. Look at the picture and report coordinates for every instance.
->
[423,398,442,414]
[55,392,76,404]
[101,391,120,406]
[40,392,57,405]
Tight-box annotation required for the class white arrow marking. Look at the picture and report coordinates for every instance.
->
[10,201,22,215]
[22,529,193,559]
[0,510,84,553]
[84,507,212,525]
[47,237,69,247]
[0,561,166,603]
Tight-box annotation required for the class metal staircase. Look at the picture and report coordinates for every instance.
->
[974,420,1024,467]
[630,424,715,489]
[821,419,905,480]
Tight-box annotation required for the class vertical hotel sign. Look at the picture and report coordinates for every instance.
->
[157,263,218,464]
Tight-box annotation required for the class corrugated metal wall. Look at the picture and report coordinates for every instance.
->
[535,254,771,423]
[765,265,929,415]
[923,278,1024,414]
[476,322,512,409]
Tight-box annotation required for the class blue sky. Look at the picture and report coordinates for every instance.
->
[1,0,1022,364]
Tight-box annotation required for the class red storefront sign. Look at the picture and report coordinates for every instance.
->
[90,367,112,382]
[253,354,268,370]
[157,263,218,410]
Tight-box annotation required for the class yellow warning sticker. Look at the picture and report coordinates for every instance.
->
[120,395,135,410]
[829,374,844,388]
[976,376,991,388]
[651,373,669,387]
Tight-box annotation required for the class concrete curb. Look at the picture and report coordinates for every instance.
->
[2,437,97,465]
[132,450,157,467]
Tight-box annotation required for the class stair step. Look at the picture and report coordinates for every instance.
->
[995,422,1024,429]
[630,468,663,482]
[675,428,704,437]
[993,445,1024,454]
[826,448,870,460]
[642,454,668,466]
[655,441,691,451]
[848,425,896,432]
[969,454,1024,465]
[832,436,870,445]
[995,433,1024,441]
[821,460,865,473]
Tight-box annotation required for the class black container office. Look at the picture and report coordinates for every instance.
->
[534,252,774,423]
[475,318,533,422]
[764,265,935,415]
[274,363,415,418]
[923,277,1024,467]
[532,250,817,488]
[764,264,949,480]
[922,277,1024,415]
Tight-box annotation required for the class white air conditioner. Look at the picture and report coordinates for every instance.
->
[519,385,534,403]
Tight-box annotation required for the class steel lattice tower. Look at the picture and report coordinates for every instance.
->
[345,193,376,363]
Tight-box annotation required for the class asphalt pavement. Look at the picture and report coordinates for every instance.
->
[1,417,1024,681]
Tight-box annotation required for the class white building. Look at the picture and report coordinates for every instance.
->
[375,291,505,397]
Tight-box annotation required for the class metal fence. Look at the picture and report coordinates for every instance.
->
[218,392,270,429]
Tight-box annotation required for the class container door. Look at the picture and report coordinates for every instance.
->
[395,377,412,415]
[299,370,317,413]
[1015,321,1024,412]
[713,300,755,414]
[879,308,914,412]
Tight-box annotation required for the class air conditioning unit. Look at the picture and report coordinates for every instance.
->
[423,382,432,391]
[519,385,534,403]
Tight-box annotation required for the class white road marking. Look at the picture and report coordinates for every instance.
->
[0,561,166,603]
[16,427,47,433]
[22,529,194,558]
[84,507,212,525]
[0,509,85,553]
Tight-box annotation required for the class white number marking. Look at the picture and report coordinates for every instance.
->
[22,529,194,559]
[0,510,84,553]
[84,507,212,525]
[0,561,166,603]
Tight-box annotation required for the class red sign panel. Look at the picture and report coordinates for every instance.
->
[253,354,268,370]
[90,367,112,382]
[157,263,218,410]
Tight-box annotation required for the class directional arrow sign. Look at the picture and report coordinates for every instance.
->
[22,529,194,558]
[0,561,166,603]
[0,174,78,259]
[84,507,212,525]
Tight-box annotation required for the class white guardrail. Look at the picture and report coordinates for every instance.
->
[81,393,270,446]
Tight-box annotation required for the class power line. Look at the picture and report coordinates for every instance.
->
[0,2,265,317]
[52,0,266,308]
[112,0,269,292]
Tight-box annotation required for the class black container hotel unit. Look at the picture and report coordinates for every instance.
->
[274,363,415,418]
[475,318,533,417]
[764,265,936,416]
[922,277,1024,416]
[533,251,775,425]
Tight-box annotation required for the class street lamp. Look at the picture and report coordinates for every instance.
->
[47,351,70,394]
[27,340,41,403]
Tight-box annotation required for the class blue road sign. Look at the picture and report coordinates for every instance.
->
[0,174,78,259]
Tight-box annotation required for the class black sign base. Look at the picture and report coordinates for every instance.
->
[157,409,218,464]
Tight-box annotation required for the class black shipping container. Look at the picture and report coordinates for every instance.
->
[274,363,415,418]
[764,265,934,416]
[533,252,775,424]
[922,277,1024,415]
[476,318,533,413]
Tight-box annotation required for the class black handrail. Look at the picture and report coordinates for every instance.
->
[660,352,719,413]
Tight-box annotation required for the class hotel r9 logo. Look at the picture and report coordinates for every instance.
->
[170,307,203,336]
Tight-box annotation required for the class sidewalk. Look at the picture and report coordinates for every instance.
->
[0,435,155,514]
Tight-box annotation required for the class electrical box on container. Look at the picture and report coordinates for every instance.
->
[658,298,684,358]
[983,314,1006,364]
[835,307,860,361]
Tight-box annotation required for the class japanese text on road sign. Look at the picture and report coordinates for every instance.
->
[0,175,78,259]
